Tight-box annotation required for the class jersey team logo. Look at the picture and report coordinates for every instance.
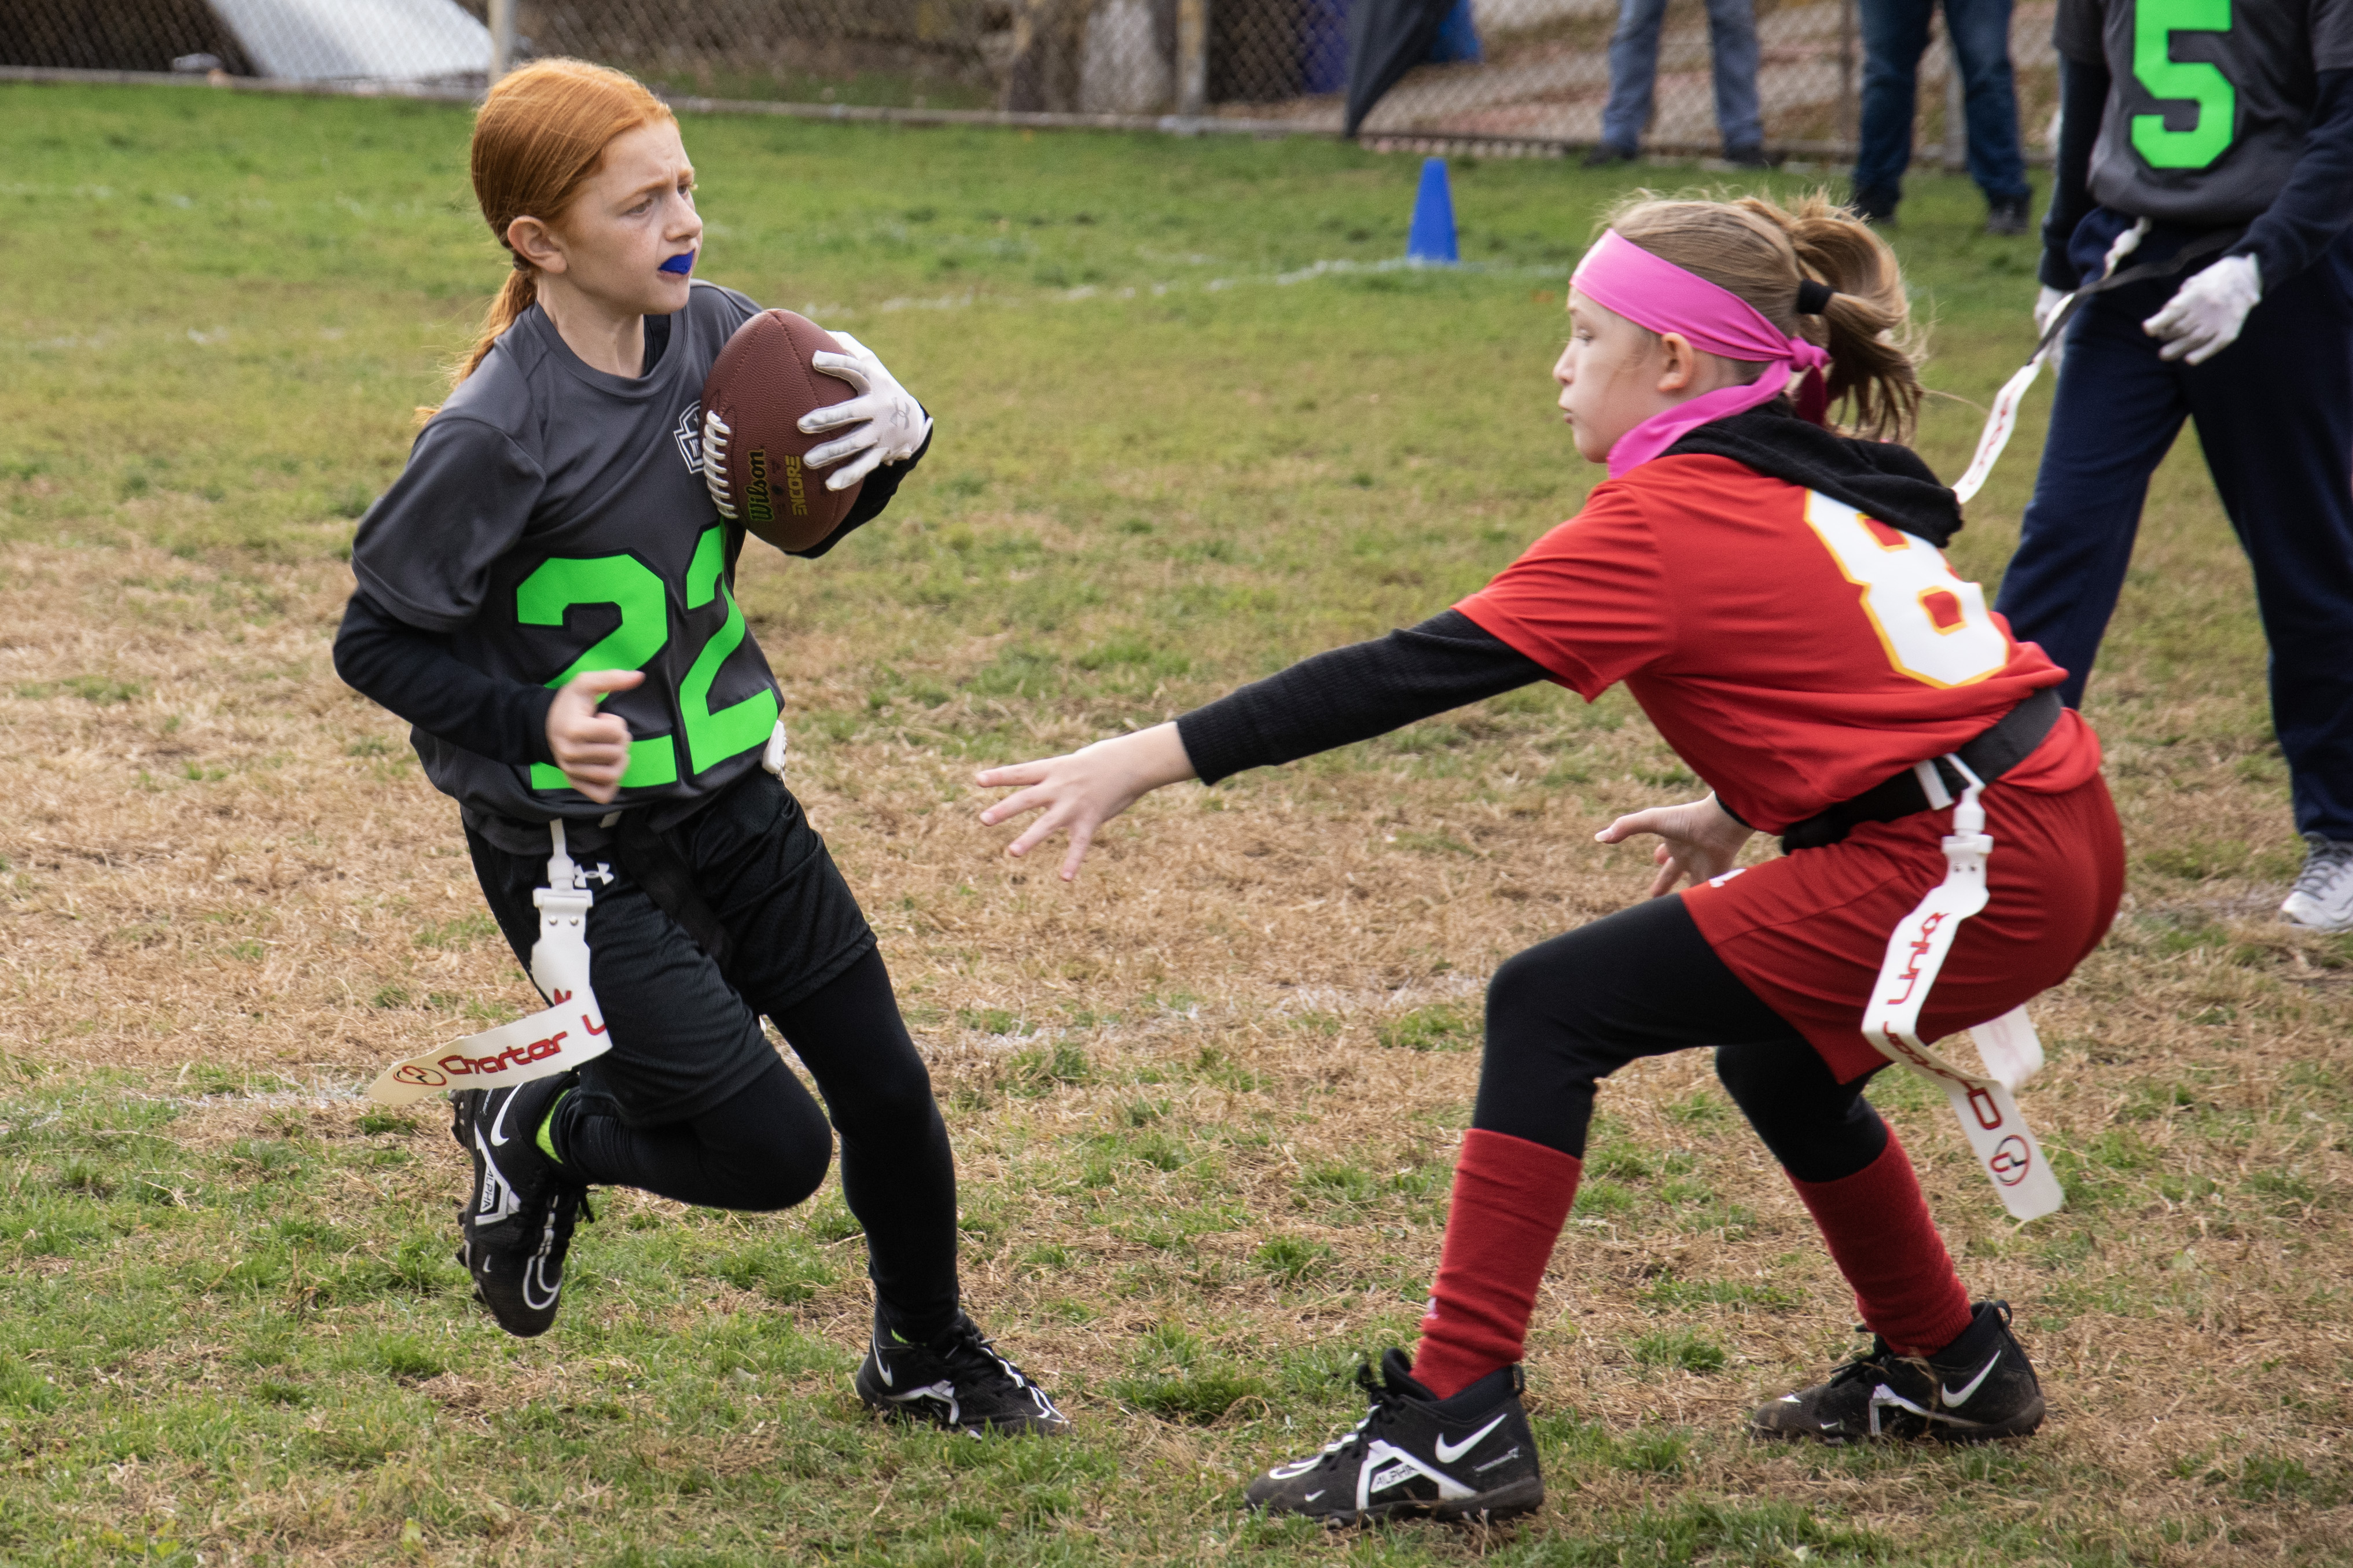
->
[674,400,703,476]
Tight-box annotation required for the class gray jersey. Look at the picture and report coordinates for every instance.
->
[352,281,781,826]
[2058,0,2353,226]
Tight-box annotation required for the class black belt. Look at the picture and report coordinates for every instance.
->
[1781,686,2063,852]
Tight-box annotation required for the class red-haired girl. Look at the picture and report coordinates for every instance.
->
[334,59,1063,1435]
[977,193,2123,1517]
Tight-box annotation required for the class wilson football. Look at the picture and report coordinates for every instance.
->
[700,308,863,551]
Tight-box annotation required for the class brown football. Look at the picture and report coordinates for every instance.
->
[700,308,863,551]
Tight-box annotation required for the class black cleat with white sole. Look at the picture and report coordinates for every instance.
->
[1751,1300,2044,1444]
[1245,1350,1543,1526]
[451,1074,589,1339]
[855,1312,1069,1436]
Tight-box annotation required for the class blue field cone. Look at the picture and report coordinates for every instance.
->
[1406,157,1458,266]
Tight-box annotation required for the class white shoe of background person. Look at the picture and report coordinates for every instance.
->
[2282,835,2353,932]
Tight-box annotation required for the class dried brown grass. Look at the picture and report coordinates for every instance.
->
[2,532,2350,1562]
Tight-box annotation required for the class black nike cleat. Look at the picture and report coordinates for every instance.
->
[451,1074,589,1338]
[1245,1350,1543,1526]
[1752,1300,2044,1444]
[854,1312,1069,1436]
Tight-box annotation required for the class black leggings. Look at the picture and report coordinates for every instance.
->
[1472,895,1888,1184]
[551,948,959,1340]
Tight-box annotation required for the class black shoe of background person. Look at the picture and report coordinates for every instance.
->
[1582,141,1637,168]
[1751,1300,2045,1444]
[1244,1349,1545,1525]
[1848,185,1899,226]
[855,1311,1071,1436]
[451,1073,590,1338]
[1724,144,1772,168]
[1986,192,2032,236]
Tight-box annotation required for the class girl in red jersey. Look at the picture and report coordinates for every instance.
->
[975,193,2123,1525]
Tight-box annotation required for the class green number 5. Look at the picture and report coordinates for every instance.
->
[2132,0,2235,170]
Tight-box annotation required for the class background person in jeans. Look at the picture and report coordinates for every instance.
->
[1851,0,2033,232]
[1586,0,1765,166]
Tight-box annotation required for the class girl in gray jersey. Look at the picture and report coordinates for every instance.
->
[333,58,1065,1436]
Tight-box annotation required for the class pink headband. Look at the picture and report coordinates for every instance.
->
[1571,228,1833,477]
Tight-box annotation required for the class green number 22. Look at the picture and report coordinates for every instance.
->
[2133,0,2235,170]
[516,527,780,794]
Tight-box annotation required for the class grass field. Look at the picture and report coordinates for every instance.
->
[2,82,2350,1567]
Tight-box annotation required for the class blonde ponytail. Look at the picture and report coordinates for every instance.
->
[1602,191,1926,443]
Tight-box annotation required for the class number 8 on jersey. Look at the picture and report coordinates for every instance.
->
[1804,495,2009,690]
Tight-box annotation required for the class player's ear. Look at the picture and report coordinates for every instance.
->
[507,215,568,275]
[1654,331,1698,394]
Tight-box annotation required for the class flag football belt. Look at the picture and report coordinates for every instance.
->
[1857,750,2066,1222]
[1953,220,2242,505]
[365,721,788,1105]
[1781,686,2061,852]
[369,821,612,1106]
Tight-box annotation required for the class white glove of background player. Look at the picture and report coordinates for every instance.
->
[2142,255,2262,365]
[800,331,932,491]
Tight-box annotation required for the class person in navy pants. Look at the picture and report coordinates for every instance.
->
[1994,0,2353,930]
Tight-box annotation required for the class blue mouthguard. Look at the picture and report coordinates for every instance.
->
[659,252,695,275]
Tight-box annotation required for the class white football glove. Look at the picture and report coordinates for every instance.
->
[799,331,932,491]
[2034,284,2068,373]
[2142,254,2262,365]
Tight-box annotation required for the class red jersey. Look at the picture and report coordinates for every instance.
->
[1455,455,2100,831]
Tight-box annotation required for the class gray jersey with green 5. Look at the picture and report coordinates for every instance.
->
[350,279,781,827]
[2058,0,2353,226]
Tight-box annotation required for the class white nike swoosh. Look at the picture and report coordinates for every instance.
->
[487,1092,517,1148]
[1433,1412,1509,1464]
[1303,1490,1324,1503]
[874,1339,895,1387]
[1942,1349,2002,1407]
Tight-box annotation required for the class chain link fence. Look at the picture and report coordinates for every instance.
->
[4,0,2059,163]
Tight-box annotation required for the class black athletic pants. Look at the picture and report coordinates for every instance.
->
[1472,894,1889,1184]
[469,771,960,1342]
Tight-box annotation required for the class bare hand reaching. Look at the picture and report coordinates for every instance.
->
[975,722,1197,881]
[1594,792,1754,899]
[545,668,644,804]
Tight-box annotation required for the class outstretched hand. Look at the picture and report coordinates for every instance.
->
[545,668,644,804]
[1594,792,1754,899]
[975,722,1197,882]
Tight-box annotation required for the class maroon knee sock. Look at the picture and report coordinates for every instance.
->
[1409,1128,1583,1400]
[1787,1131,1973,1356]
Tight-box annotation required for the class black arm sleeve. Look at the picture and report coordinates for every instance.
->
[2230,71,2353,290]
[784,419,933,560]
[1174,609,1549,786]
[332,590,557,767]
[2039,51,2111,291]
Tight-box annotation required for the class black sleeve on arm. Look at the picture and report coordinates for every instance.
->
[2230,71,2353,290]
[786,417,933,560]
[333,590,557,767]
[1174,609,1549,785]
[2040,51,2111,291]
